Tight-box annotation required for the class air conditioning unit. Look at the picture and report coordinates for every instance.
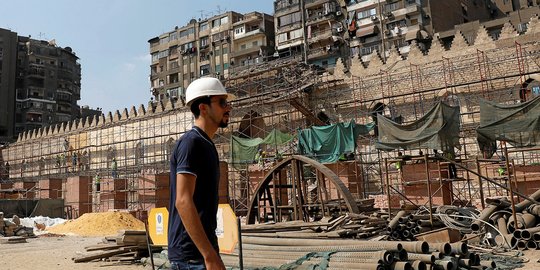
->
[371,15,378,21]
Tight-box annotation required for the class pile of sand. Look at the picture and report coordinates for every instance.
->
[46,212,145,236]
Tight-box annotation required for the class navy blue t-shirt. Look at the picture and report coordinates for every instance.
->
[168,126,220,262]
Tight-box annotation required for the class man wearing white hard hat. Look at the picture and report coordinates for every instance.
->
[168,77,233,270]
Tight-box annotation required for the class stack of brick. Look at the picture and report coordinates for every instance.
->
[98,178,128,212]
[137,173,169,211]
[38,178,63,199]
[369,194,401,209]
[64,176,91,215]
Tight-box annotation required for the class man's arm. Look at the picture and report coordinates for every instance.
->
[175,173,225,270]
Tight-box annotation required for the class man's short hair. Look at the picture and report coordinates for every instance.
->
[190,96,211,118]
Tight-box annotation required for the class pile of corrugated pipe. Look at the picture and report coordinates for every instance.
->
[386,206,479,242]
[471,189,540,251]
[221,236,496,270]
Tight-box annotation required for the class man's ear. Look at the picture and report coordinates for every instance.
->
[198,102,207,115]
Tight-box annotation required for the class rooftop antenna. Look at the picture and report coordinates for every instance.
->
[197,10,205,19]
[217,5,222,14]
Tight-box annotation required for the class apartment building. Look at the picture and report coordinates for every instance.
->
[0,28,18,144]
[230,12,276,73]
[15,37,81,135]
[148,11,275,102]
[346,0,492,61]
[0,28,81,142]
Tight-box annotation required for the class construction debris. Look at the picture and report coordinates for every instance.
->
[0,212,35,238]
[46,212,144,237]
[73,230,156,263]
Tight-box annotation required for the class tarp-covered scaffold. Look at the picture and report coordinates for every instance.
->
[298,120,375,163]
[376,102,461,152]
[477,96,540,158]
[231,129,294,168]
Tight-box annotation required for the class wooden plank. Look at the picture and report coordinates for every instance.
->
[73,247,140,263]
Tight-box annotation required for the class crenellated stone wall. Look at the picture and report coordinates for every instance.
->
[2,15,540,182]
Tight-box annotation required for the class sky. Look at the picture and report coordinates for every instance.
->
[0,0,274,114]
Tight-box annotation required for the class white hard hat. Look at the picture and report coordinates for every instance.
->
[185,77,235,107]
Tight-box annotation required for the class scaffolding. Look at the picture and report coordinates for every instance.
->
[1,31,540,220]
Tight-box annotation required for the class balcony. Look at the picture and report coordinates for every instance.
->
[27,68,45,78]
[233,28,265,40]
[230,45,266,58]
[275,2,300,14]
[234,14,263,26]
[305,0,331,9]
[308,29,334,44]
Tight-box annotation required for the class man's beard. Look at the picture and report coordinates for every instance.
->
[219,114,229,128]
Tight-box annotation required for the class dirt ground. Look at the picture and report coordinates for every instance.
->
[0,235,147,270]
[2,235,540,270]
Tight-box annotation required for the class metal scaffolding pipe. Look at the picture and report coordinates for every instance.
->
[400,241,430,254]
[471,203,501,231]
[519,226,540,240]
[526,240,537,250]
[448,242,468,255]
[395,249,408,261]
[240,243,404,253]
[479,260,497,269]
[534,232,540,241]
[407,253,436,263]
[411,260,427,270]
[388,210,407,230]
[515,188,540,212]
[433,260,454,270]
[432,243,452,255]
[516,240,528,250]
[391,261,412,270]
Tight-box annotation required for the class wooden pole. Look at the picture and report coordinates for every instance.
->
[503,142,518,231]
[475,158,486,209]
[384,158,391,217]
[425,154,433,227]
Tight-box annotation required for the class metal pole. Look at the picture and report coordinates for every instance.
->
[503,142,518,229]
[475,158,486,209]
[378,0,386,62]
[300,0,308,64]
[237,216,244,270]
[385,158,391,217]
[425,154,433,227]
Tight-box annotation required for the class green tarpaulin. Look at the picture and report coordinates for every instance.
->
[477,96,540,158]
[231,129,294,167]
[297,120,375,163]
[376,102,461,152]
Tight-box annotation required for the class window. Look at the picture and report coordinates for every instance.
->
[200,64,210,76]
[252,41,258,47]
[215,65,222,73]
[160,37,169,44]
[241,44,247,50]
[222,47,228,54]
[200,22,209,31]
[151,52,159,62]
[158,50,169,59]
[170,32,178,40]
[235,26,245,35]
[278,12,302,27]
[179,28,195,38]
[277,33,288,42]
[223,63,229,70]
[357,8,377,19]
[214,48,221,56]
[200,36,209,47]
[289,29,303,39]
[212,19,221,28]
[220,16,229,25]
